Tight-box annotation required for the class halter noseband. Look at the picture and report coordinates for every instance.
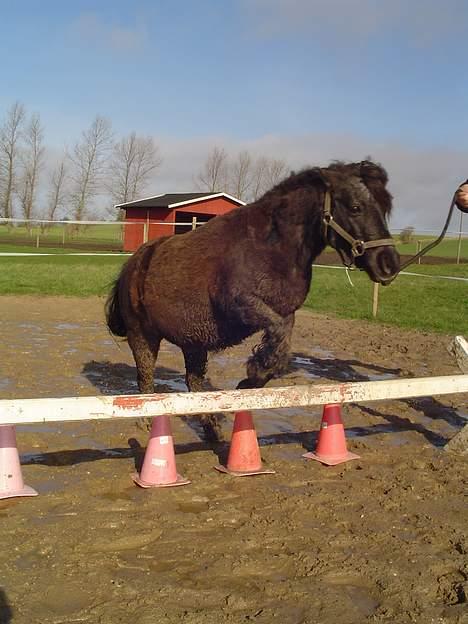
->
[322,191,395,264]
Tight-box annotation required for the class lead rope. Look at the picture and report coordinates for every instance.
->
[345,267,355,287]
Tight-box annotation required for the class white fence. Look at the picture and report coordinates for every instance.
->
[1,375,467,426]
[0,217,467,261]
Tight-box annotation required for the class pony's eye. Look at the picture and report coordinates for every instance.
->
[350,204,361,214]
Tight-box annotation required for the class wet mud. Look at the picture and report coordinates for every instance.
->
[0,296,467,624]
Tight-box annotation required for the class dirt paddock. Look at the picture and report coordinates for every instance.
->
[0,296,467,624]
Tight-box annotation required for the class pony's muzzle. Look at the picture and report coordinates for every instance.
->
[362,246,400,285]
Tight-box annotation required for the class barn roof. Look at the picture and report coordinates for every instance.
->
[115,192,245,210]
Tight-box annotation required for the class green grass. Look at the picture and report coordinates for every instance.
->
[0,255,127,297]
[306,264,468,334]
[0,242,130,254]
[1,254,467,334]
[395,235,466,260]
[0,223,124,249]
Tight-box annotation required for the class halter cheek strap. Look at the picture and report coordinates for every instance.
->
[322,191,395,260]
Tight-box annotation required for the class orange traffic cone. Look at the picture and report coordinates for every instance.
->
[132,415,190,488]
[215,410,275,476]
[303,404,360,466]
[0,425,38,499]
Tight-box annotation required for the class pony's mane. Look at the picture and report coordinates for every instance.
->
[261,159,392,215]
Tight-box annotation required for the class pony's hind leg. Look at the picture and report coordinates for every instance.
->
[127,328,161,393]
[237,313,295,389]
[183,347,223,442]
[127,329,162,431]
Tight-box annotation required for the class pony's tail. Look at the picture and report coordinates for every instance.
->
[105,274,127,337]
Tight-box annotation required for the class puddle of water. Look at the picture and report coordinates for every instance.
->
[0,378,12,390]
[18,423,60,433]
[364,372,397,381]
[322,574,379,617]
[18,323,41,330]
[55,323,81,330]
[155,377,186,392]
[99,489,134,502]
[178,500,209,514]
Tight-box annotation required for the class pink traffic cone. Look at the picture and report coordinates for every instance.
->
[0,425,38,499]
[215,410,275,476]
[132,415,190,488]
[303,404,360,466]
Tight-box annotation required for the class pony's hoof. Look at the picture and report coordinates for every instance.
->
[201,416,224,443]
[236,378,253,389]
[135,417,153,433]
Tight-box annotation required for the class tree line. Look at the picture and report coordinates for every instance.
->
[0,101,289,222]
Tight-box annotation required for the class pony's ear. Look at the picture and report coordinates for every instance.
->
[360,160,393,213]
[359,160,388,186]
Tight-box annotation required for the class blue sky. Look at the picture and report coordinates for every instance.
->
[1,0,468,228]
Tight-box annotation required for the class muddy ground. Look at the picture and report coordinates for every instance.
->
[0,296,467,624]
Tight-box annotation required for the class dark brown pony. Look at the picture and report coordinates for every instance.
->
[106,160,400,439]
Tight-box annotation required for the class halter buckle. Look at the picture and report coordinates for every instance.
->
[351,240,366,257]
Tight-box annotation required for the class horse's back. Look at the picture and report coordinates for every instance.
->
[130,211,247,347]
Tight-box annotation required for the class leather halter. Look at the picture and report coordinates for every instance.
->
[322,191,395,263]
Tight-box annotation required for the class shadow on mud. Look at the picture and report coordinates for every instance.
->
[0,588,13,624]
[291,351,466,445]
[37,354,462,471]
[81,359,228,442]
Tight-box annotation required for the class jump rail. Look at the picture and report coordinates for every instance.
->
[1,375,467,426]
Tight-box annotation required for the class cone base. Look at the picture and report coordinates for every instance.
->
[0,484,38,500]
[131,473,190,488]
[302,451,360,466]
[214,464,275,477]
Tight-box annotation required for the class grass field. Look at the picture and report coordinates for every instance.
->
[1,253,466,334]
[395,235,466,260]
[0,223,123,244]
[0,255,126,297]
[306,264,468,334]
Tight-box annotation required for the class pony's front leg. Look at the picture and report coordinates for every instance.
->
[237,313,295,389]
[183,347,223,442]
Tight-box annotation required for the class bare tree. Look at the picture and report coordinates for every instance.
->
[264,157,289,189]
[108,132,162,207]
[196,146,228,192]
[250,156,268,201]
[18,113,45,220]
[69,115,112,221]
[47,156,68,220]
[229,150,253,201]
[251,156,289,200]
[0,101,26,218]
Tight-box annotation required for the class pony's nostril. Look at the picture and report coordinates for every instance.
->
[377,250,398,276]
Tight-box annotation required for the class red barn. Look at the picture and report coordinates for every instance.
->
[117,192,245,252]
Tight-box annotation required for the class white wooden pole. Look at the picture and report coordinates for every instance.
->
[372,282,379,318]
[456,212,463,265]
[0,375,467,426]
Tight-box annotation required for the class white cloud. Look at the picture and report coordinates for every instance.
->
[71,12,148,53]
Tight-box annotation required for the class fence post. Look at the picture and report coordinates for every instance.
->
[372,282,379,318]
[62,225,66,246]
[192,217,197,230]
[36,233,40,249]
[417,240,422,264]
[143,222,148,243]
